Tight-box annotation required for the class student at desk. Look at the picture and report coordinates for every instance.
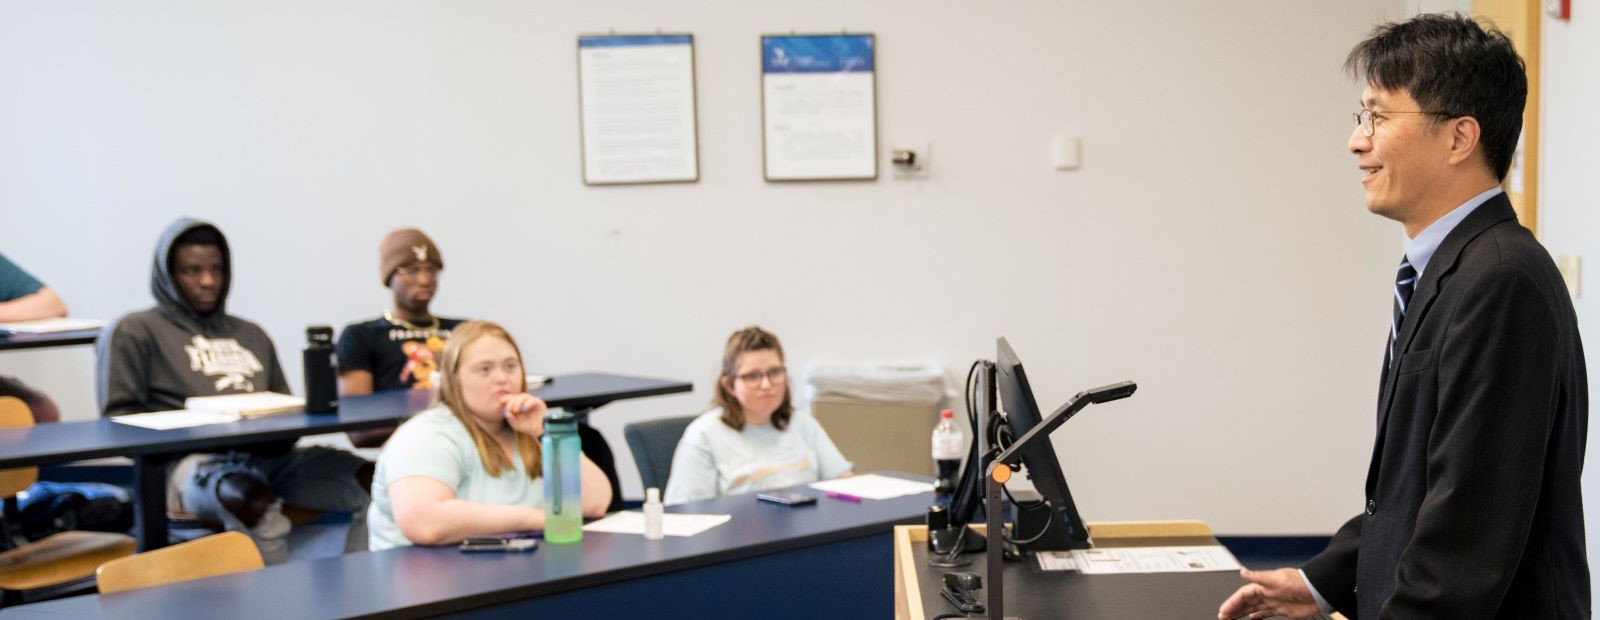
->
[0,250,68,322]
[664,326,853,505]
[336,228,465,448]
[367,320,611,549]
[97,218,373,563]
[0,251,70,421]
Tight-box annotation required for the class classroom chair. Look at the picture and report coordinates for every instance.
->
[0,397,138,607]
[96,530,263,594]
[622,415,697,492]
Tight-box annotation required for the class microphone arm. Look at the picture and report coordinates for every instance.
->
[987,380,1136,473]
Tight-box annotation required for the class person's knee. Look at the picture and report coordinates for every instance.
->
[215,473,277,529]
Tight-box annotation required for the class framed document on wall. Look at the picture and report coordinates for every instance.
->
[577,34,700,185]
[760,33,877,181]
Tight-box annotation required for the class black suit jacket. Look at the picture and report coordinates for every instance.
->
[1302,193,1589,619]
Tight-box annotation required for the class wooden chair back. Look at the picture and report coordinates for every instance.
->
[96,531,264,594]
[0,397,39,497]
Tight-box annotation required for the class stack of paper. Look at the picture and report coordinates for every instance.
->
[0,317,104,335]
[807,474,935,500]
[184,392,305,419]
[1036,546,1244,574]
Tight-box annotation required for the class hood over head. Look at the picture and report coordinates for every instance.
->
[150,217,232,322]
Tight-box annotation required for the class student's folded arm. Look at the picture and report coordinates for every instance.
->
[388,476,543,546]
[0,287,67,322]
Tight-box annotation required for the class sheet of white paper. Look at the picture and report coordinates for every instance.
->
[0,317,104,334]
[1036,550,1081,571]
[1037,545,1244,574]
[807,474,934,500]
[110,409,240,430]
[582,511,731,537]
[578,36,699,184]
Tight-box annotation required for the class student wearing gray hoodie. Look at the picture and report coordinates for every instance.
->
[97,218,372,563]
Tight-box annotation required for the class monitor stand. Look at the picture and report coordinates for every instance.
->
[927,526,988,567]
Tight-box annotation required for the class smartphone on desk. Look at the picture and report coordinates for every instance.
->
[459,536,539,553]
[756,491,817,506]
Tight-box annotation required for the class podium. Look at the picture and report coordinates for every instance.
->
[895,521,1343,620]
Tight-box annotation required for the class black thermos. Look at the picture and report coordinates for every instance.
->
[304,325,338,413]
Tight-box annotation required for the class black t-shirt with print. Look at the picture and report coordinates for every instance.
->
[335,316,465,393]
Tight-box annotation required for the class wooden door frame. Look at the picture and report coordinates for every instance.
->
[1472,0,1541,235]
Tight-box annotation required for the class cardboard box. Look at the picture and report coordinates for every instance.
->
[811,398,940,477]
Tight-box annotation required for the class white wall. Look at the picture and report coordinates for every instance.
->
[1539,4,1600,601]
[0,0,1416,534]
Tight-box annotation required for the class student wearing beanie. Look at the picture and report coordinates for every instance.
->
[336,228,466,448]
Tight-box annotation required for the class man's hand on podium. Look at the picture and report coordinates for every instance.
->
[1217,567,1321,619]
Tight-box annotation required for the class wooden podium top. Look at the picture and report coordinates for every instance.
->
[894,522,1346,620]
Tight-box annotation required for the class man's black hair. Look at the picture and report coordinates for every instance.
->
[1346,13,1526,180]
[167,225,227,274]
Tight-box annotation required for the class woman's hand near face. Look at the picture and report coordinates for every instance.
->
[499,393,548,438]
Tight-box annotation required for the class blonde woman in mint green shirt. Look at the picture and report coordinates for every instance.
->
[368,321,610,550]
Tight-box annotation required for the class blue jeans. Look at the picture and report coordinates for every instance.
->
[170,447,370,564]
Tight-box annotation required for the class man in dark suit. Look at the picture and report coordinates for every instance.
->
[1219,14,1588,620]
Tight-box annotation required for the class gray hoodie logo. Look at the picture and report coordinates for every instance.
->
[184,335,266,392]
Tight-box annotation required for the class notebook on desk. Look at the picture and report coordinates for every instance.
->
[183,392,305,419]
[0,317,104,335]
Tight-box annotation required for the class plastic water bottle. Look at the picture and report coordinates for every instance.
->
[643,487,664,541]
[932,409,964,502]
[541,409,583,544]
[302,325,338,413]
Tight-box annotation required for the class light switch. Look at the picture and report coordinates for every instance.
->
[1052,136,1081,171]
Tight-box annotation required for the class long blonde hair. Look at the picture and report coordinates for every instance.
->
[436,320,541,480]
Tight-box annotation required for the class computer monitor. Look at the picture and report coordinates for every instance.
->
[937,337,1096,556]
[993,337,1091,550]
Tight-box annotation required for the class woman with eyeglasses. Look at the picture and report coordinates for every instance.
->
[663,326,853,504]
[367,320,612,549]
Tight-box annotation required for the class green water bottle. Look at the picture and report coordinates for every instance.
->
[542,409,583,544]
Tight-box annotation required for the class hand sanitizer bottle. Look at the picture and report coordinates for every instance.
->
[643,487,665,540]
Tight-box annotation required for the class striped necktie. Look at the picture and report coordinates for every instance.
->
[1390,256,1417,363]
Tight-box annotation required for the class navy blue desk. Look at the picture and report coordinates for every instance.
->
[6,478,931,619]
[0,328,100,351]
[0,372,690,549]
